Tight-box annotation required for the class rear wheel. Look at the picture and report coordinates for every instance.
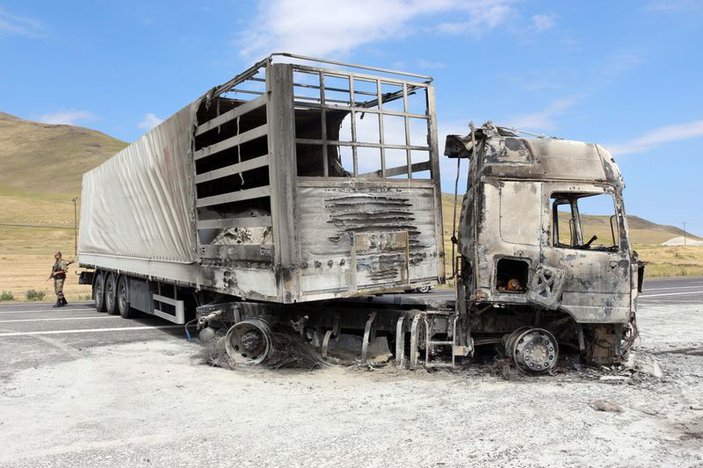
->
[416,285,432,293]
[105,272,118,315]
[116,275,134,318]
[94,271,106,312]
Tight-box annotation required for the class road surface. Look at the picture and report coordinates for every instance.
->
[0,277,701,466]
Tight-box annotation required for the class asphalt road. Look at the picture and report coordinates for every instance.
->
[637,276,703,304]
[0,303,185,380]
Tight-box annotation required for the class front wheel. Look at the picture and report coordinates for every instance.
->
[416,285,432,293]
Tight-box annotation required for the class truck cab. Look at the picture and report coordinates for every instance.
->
[446,123,641,366]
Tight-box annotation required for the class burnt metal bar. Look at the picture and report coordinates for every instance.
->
[266,63,300,299]
[197,216,273,230]
[319,71,329,177]
[193,124,268,160]
[194,154,270,184]
[195,95,267,137]
[195,185,271,208]
[359,161,431,178]
[377,79,386,178]
[294,138,429,152]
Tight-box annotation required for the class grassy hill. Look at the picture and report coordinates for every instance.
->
[0,113,699,301]
[0,112,127,301]
[0,112,126,199]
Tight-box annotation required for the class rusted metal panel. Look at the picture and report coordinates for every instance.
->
[295,179,441,297]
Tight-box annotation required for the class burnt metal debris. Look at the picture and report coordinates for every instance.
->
[78,55,642,373]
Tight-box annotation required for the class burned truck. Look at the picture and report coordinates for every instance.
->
[445,123,642,370]
[79,54,640,372]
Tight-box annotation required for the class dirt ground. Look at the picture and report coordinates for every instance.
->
[0,301,701,467]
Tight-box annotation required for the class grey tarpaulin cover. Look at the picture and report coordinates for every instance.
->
[79,103,198,264]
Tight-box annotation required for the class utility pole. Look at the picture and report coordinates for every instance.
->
[72,197,78,256]
[683,221,687,246]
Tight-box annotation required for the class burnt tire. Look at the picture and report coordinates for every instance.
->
[105,272,118,315]
[116,275,135,319]
[94,271,107,312]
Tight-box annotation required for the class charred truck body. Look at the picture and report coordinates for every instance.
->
[79,55,640,371]
[446,124,641,370]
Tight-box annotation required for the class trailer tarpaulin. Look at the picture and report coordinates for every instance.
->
[79,103,198,264]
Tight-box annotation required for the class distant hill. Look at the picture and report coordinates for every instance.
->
[0,112,126,199]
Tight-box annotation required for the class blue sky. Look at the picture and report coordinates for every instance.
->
[1,0,702,236]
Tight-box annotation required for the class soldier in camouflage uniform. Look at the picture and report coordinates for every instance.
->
[50,251,68,308]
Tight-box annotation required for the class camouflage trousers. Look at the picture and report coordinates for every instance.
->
[54,277,65,299]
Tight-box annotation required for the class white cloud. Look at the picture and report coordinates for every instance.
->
[237,0,516,58]
[138,113,163,130]
[437,1,514,35]
[646,0,701,12]
[608,120,703,155]
[0,7,44,38]
[504,96,580,131]
[531,13,556,32]
[39,110,96,126]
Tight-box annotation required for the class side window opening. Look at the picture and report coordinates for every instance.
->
[551,192,619,251]
[495,258,529,293]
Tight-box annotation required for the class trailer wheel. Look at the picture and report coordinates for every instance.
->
[225,319,274,365]
[116,275,134,319]
[105,272,118,315]
[94,271,107,312]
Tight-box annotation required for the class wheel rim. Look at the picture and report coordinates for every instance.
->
[506,327,558,373]
[225,319,273,365]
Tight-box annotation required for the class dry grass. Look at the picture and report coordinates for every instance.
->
[0,254,91,303]
[0,203,90,302]
[633,245,703,278]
